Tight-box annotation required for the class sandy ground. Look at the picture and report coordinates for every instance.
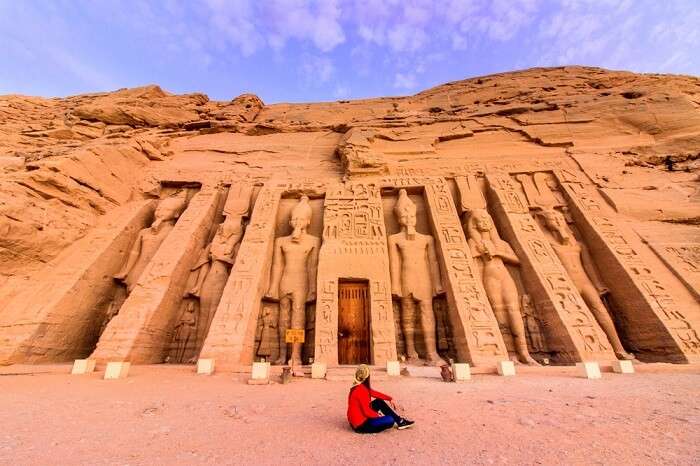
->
[1,364,699,466]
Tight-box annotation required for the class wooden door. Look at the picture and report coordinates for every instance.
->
[338,281,370,365]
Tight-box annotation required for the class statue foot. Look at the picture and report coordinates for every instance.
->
[405,356,422,366]
[519,354,541,366]
[273,356,287,366]
[425,353,446,367]
[616,351,635,361]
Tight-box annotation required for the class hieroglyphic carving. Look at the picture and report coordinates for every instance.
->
[487,173,614,363]
[314,182,396,365]
[423,178,508,365]
[557,177,700,362]
[645,242,700,302]
[199,186,283,367]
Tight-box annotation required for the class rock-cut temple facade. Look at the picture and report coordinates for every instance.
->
[0,66,699,370]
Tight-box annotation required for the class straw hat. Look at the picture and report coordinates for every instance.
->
[353,364,370,386]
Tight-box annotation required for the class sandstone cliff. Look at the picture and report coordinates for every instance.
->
[1,66,698,286]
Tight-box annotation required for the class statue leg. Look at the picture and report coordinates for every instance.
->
[275,297,291,365]
[289,296,306,367]
[417,299,444,366]
[400,297,420,363]
[502,282,539,366]
[580,286,634,360]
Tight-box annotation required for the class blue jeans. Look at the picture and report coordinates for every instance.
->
[354,399,402,434]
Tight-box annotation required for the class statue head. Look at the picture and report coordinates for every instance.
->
[218,215,242,238]
[394,189,417,238]
[289,195,312,241]
[152,195,186,230]
[538,209,570,240]
[470,208,494,233]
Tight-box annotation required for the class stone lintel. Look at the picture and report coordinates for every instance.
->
[557,178,700,363]
[423,178,508,366]
[199,186,282,367]
[486,173,616,363]
[0,200,155,364]
[91,187,220,364]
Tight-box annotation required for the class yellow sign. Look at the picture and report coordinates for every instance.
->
[285,329,305,344]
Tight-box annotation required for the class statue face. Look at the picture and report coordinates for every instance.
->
[397,209,416,229]
[542,210,565,229]
[154,202,181,222]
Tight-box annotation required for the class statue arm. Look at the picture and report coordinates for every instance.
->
[428,237,445,295]
[388,237,402,297]
[581,244,608,294]
[306,238,321,302]
[496,238,520,266]
[266,238,284,300]
[115,232,143,280]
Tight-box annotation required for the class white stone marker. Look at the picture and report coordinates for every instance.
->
[612,360,635,374]
[251,362,271,380]
[452,363,471,381]
[197,358,215,375]
[497,360,516,376]
[386,360,401,376]
[71,359,96,375]
[577,361,602,379]
[311,362,327,379]
[104,361,130,379]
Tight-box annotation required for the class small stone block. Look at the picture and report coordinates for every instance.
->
[311,362,327,379]
[104,361,130,380]
[251,362,270,380]
[577,361,602,379]
[386,360,401,376]
[452,363,471,381]
[71,359,96,375]
[612,360,635,374]
[497,360,515,376]
[197,358,215,375]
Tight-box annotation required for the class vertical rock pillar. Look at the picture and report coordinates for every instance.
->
[557,174,700,363]
[486,173,616,363]
[423,178,508,366]
[91,187,221,364]
[199,186,282,368]
[0,200,155,364]
[314,182,396,366]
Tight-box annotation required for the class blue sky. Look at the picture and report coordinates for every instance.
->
[1,0,698,102]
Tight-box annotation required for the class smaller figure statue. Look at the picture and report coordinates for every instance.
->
[521,294,546,353]
[465,209,539,365]
[172,300,198,363]
[255,303,278,362]
[388,189,445,366]
[186,215,244,352]
[265,196,321,367]
[537,209,634,360]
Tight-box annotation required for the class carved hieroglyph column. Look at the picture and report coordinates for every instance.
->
[557,174,700,363]
[315,182,396,366]
[0,200,155,364]
[423,178,508,365]
[486,173,615,363]
[199,186,282,367]
[91,187,221,363]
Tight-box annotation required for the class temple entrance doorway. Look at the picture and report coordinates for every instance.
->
[338,280,370,365]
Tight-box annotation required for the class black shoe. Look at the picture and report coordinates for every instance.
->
[397,418,414,430]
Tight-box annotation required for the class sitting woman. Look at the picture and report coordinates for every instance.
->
[347,364,414,433]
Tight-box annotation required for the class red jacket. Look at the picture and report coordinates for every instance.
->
[347,383,392,428]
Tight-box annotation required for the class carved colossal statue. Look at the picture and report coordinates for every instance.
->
[538,209,634,360]
[186,215,244,353]
[388,189,445,366]
[101,195,186,333]
[265,195,321,366]
[465,209,539,365]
